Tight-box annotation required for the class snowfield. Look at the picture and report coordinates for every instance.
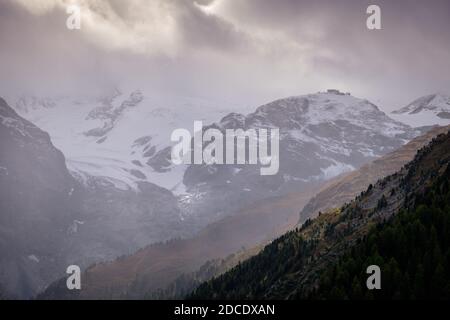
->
[10,90,239,193]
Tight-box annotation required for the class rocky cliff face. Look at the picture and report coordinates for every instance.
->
[0,97,81,298]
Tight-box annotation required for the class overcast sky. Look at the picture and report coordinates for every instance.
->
[1,0,449,111]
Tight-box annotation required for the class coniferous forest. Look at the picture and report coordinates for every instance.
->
[307,170,450,299]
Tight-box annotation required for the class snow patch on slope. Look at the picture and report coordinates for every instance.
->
[391,93,450,127]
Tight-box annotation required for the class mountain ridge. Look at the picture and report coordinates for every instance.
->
[391,93,450,127]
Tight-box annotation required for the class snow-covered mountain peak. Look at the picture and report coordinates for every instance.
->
[392,93,450,114]
[391,93,450,127]
[217,91,409,139]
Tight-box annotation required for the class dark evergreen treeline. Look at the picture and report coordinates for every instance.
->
[307,165,450,299]
[188,229,314,299]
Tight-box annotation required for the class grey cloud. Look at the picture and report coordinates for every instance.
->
[213,0,450,107]
[0,0,449,110]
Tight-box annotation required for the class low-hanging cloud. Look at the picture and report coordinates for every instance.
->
[1,0,449,109]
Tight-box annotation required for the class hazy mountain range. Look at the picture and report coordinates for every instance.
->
[39,125,450,300]
[1,90,450,299]
[7,90,429,226]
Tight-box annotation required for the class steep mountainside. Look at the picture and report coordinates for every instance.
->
[391,93,450,127]
[300,125,450,224]
[0,98,185,298]
[190,130,450,299]
[307,175,450,299]
[0,97,81,298]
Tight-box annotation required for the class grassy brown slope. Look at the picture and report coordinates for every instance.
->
[300,125,450,223]
[40,188,319,299]
[146,243,265,299]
